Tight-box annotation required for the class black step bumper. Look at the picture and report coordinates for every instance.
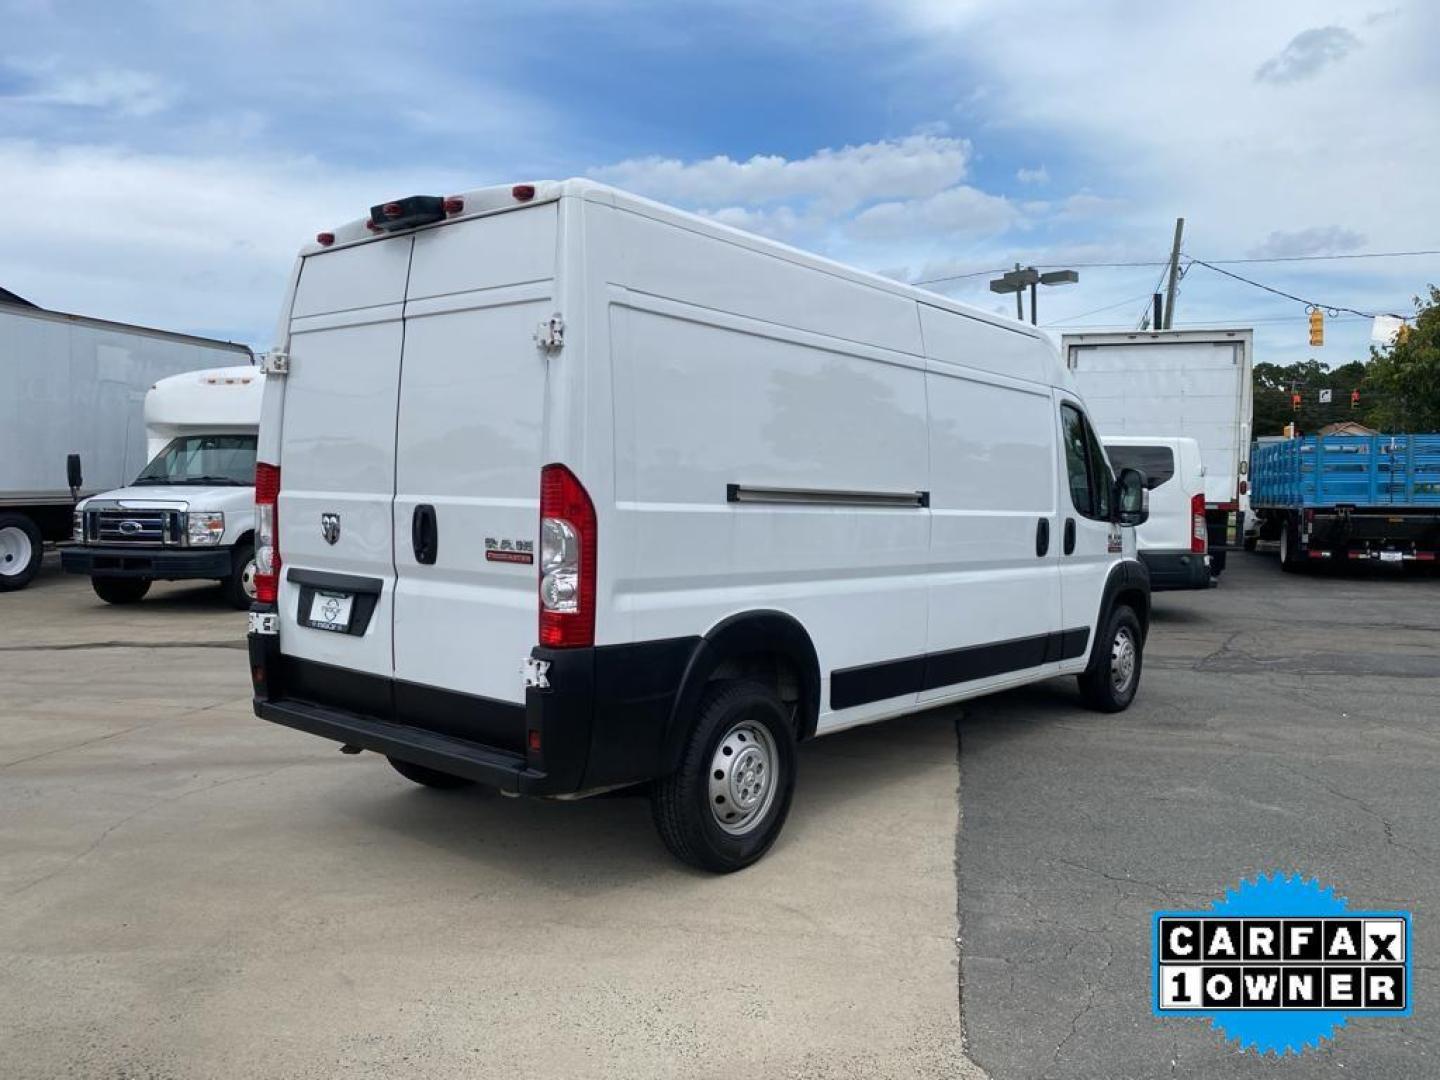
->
[61,545,233,579]
[1139,550,1212,591]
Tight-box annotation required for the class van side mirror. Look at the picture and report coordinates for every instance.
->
[1115,467,1148,526]
[66,453,83,498]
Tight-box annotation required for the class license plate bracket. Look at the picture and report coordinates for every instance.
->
[305,589,355,632]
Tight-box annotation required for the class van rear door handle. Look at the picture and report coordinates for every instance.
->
[1063,517,1076,555]
[1035,517,1049,557]
[411,504,438,565]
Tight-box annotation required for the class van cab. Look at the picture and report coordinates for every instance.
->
[1103,436,1210,591]
[247,180,1151,871]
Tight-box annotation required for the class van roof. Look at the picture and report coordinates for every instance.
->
[308,178,1063,376]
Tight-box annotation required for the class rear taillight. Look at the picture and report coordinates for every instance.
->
[1191,493,1206,554]
[254,463,281,604]
[538,464,596,648]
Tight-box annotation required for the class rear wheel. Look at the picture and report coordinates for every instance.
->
[1279,521,1301,573]
[221,542,257,610]
[651,680,797,873]
[387,756,474,789]
[1078,605,1143,713]
[0,513,43,591]
[92,576,150,604]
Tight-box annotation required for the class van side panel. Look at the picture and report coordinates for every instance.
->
[920,324,1062,701]
[597,206,929,726]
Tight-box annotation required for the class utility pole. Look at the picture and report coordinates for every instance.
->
[1162,216,1184,329]
[1012,263,1024,321]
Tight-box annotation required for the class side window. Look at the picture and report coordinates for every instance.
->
[1060,404,1093,516]
[1084,416,1113,519]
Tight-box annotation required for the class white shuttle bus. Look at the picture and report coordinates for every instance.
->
[248,181,1151,871]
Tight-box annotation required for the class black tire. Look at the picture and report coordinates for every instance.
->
[92,576,151,604]
[1078,605,1143,713]
[651,679,797,873]
[387,756,474,789]
[1243,535,1258,552]
[1279,520,1302,573]
[0,512,44,592]
[221,541,257,610]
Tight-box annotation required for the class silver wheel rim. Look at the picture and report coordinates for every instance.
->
[0,526,33,578]
[1110,626,1137,694]
[240,556,258,599]
[708,718,779,836]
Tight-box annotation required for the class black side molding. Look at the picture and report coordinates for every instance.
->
[727,484,930,509]
[830,628,1090,710]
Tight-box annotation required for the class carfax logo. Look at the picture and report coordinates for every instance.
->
[1153,873,1411,1055]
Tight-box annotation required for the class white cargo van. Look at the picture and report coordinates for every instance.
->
[63,366,263,607]
[1103,436,1210,591]
[248,181,1152,871]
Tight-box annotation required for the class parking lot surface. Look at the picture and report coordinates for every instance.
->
[4,553,1437,1079]
[958,553,1439,1078]
[0,558,980,1080]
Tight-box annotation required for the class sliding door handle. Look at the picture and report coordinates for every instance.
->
[1063,517,1076,555]
[1035,517,1050,557]
[411,504,438,565]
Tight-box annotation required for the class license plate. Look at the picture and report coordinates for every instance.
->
[306,590,354,632]
[1379,551,1404,563]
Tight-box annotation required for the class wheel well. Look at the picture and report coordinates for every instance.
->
[234,529,255,548]
[707,651,804,725]
[1113,586,1149,639]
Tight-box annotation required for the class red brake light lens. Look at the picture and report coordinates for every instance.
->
[512,184,535,202]
[443,196,464,214]
[1191,492,1206,554]
[254,463,281,604]
[538,463,596,648]
[315,231,335,247]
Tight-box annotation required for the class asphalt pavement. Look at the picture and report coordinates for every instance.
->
[956,552,1439,1078]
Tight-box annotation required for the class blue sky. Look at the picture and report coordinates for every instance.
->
[2,0,1436,368]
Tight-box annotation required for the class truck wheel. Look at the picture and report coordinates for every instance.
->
[92,576,151,604]
[1243,535,1258,552]
[651,680,797,873]
[222,542,257,610]
[0,513,44,591]
[1078,605,1143,713]
[387,756,474,789]
[1279,522,1302,573]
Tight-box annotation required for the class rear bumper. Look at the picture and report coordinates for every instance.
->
[249,616,699,796]
[1139,550,1211,591]
[61,545,233,579]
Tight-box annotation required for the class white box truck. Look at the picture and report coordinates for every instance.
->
[1062,328,1253,574]
[62,365,264,607]
[0,298,252,590]
[246,180,1154,872]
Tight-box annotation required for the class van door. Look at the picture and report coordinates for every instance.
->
[390,207,558,728]
[277,236,413,678]
[1056,396,1118,659]
[920,364,1063,700]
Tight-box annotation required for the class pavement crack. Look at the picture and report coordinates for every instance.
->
[0,640,244,652]
[0,722,159,769]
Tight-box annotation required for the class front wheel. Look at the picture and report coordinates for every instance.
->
[92,576,150,605]
[221,542,257,610]
[651,680,797,873]
[1078,605,1143,713]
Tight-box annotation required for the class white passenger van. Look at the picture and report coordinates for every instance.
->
[1103,436,1211,591]
[248,181,1151,871]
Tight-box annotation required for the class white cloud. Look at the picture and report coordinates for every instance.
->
[590,135,973,216]
[1255,26,1361,84]
[1016,165,1048,185]
[852,185,1017,240]
[1248,226,1367,259]
[4,62,175,116]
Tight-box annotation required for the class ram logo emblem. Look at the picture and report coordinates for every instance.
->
[320,513,341,545]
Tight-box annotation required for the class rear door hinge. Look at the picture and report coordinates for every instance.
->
[259,349,289,375]
[523,656,551,689]
[534,314,564,353]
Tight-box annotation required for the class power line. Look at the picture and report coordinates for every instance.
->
[910,247,1440,288]
[1182,257,1409,319]
[1040,293,1156,327]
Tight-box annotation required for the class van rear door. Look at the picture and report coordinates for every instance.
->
[390,206,558,729]
[276,236,412,679]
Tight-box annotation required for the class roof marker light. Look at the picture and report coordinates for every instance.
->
[316,231,335,246]
[512,184,535,202]
[365,219,382,233]
[443,196,464,214]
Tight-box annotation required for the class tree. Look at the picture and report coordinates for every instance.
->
[1364,285,1440,432]
[1252,358,1369,437]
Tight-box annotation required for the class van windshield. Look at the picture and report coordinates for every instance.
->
[133,434,257,486]
[1105,444,1175,490]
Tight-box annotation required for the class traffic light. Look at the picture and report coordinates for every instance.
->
[1351,389,1360,409]
[1291,392,1301,412]
[1308,308,1324,347]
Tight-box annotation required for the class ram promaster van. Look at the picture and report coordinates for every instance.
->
[1103,436,1210,591]
[248,181,1151,871]
[63,366,263,607]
